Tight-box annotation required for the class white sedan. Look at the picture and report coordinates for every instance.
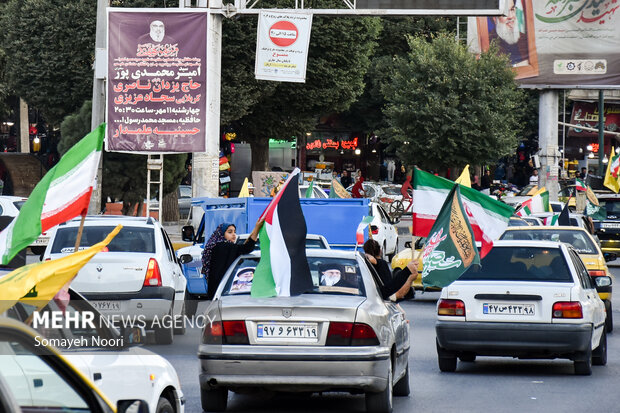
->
[0,196,50,254]
[435,240,608,375]
[368,202,399,259]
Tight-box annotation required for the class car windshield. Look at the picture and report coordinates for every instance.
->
[381,186,401,195]
[51,226,155,253]
[501,230,598,255]
[222,256,365,296]
[517,184,537,196]
[236,237,326,250]
[460,247,572,282]
[600,200,620,214]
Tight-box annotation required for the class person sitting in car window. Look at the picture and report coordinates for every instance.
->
[364,239,419,301]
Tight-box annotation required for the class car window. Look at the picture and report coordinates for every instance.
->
[13,201,25,210]
[381,186,401,195]
[600,200,620,214]
[179,186,192,198]
[364,186,376,198]
[51,225,155,253]
[460,247,572,282]
[508,218,529,226]
[501,230,598,255]
[550,203,563,213]
[221,257,366,296]
[312,187,327,198]
[0,205,3,215]
[569,250,594,290]
[377,205,390,224]
[160,228,175,262]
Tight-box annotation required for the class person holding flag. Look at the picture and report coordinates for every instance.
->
[363,239,419,301]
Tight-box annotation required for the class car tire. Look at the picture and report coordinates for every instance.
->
[201,387,228,412]
[186,292,199,318]
[605,300,613,333]
[154,321,174,345]
[592,330,607,366]
[173,301,186,336]
[459,353,476,363]
[392,362,410,397]
[436,339,457,373]
[365,361,393,413]
[573,347,592,375]
[155,397,174,413]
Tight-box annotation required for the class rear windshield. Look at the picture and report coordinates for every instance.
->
[501,230,598,255]
[459,247,573,282]
[222,257,365,296]
[600,200,620,214]
[51,226,155,254]
[381,186,401,195]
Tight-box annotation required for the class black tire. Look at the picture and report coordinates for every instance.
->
[574,347,592,375]
[593,330,607,366]
[186,292,199,318]
[459,353,476,363]
[365,361,393,413]
[155,397,174,413]
[154,322,173,345]
[173,301,186,335]
[605,300,613,333]
[201,387,228,412]
[436,339,457,373]
[392,363,410,397]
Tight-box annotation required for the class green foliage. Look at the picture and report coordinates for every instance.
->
[381,33,525,170]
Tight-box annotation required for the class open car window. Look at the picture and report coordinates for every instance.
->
[221,256,366,296]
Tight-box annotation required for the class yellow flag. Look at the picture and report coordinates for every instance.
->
[604,147,620,193]
[0,225,122,313]
[238,177,250,198]
[455,165,471,187]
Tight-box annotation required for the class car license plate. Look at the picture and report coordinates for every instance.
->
[257,323,318,339]
[32,237,48,245]
[483,303,534,315]
[91,301,121,311]
[602,223,620,229]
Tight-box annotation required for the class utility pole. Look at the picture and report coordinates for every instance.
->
[598,90,604,175]
[538,90,560,202]
[19,98,29,153]
[89,0,108,214]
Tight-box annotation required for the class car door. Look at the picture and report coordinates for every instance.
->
[568,250,605,345]
[161,228,186,315]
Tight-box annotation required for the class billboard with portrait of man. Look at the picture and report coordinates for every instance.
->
[107,10,208,153]
[468,0,620,88]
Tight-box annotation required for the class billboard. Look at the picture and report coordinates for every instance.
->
[468,0,620,88]
[569,101,620,139]
[107,10,208,153]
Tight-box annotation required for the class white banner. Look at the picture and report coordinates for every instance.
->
[255,11,313,83]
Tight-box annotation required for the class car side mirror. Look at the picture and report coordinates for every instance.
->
[117,400,149,413]
[120,326,146,348]
[182,225,195,242]
[179,254,193,265]
[391,217,400,225]
[604,252,617,262]
[594,275,612,288]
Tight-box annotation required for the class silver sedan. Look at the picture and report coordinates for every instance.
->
[198,249,410,413]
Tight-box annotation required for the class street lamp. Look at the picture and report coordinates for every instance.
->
[354,148,361,155]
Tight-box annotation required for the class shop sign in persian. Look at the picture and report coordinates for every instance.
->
[569,101,620,139]
[255,11,312,83]
[107,10,207,153]
[468,0,620,88]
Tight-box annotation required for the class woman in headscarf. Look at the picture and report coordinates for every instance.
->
[363,239,418,301]
[202,219,264,300]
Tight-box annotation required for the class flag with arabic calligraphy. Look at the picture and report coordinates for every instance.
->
[0,125,104,265]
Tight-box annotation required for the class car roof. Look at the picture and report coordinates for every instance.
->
[491,239,565,249]
[504,225,588,232]
[0,196,27,201]
[59,215,157,226]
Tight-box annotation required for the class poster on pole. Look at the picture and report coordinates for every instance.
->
[255,11,313,83]
[468,0,620,88]
[107,9,208,153]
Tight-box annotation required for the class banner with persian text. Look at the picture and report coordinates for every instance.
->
[468,0,620,88]
[107,10,207,153]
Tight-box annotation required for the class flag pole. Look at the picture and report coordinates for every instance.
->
[73,214,87,253]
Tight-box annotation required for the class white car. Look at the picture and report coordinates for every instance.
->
[435,240,608,375]
[6,289,185,413]
[42,216,187,345]
[299,184,329,198]
[0,195,50,254]
[367,202,399,259]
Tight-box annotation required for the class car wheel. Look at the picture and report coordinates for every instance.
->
[186,292,199,317]
[605,300,613,333]
[392,362,410,397]
[365,361,393,413]
[592,330,607,366]
[573,347,592,375]
[154,319,174,345]
[201,387,228,412]
[459,353,476,363]
[173,301,186,335]
[436,339,457,372]
[155,397,174,413]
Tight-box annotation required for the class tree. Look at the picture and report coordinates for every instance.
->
[381,33,525,171]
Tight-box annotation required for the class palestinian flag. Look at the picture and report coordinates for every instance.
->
[421,185,480,288]
[412,168,514,258]
[604,147,620,193]
[251,168,314,298]
[0,124,104,265]
[575,178,587,192]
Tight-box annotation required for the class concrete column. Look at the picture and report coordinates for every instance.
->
[19,98,29,153]
[538,90,560,202]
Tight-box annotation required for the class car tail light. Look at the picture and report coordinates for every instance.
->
[588,270,606,277]
[143,258,162,287]
[553,302,583,319]
[326,322,379,346]
[380,197,394,204]
[371,225,379,235]
[203,321,223,345]
[437,299,466,316]
[222,320,249,344]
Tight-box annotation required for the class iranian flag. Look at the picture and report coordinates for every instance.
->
[575,178,587,192]
[0,124,104,265]
[412,168,514,258]
[518,189,550,215]
[251,168,314,298]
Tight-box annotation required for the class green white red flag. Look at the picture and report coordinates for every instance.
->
[0,124,104,265]
[517,189,550,215]
[575,178,587,192]
[412,168,514,258]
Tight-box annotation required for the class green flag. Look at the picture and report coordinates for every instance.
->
[305,180,314,198]
[422,185,480,288]
[585,199,606,221]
